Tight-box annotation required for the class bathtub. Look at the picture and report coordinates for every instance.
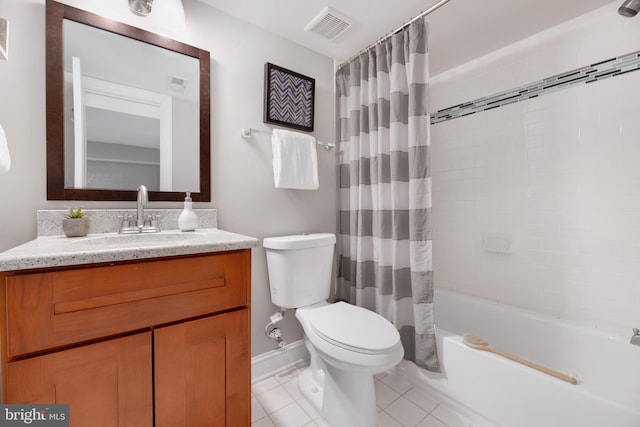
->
[396,288,640,427]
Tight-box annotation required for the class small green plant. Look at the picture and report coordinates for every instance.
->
[65,207,85,219]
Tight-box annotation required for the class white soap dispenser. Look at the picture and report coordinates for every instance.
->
[178,191,198,232]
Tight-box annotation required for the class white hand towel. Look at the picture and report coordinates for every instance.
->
[271,129,318,190]
[0,123,10,174]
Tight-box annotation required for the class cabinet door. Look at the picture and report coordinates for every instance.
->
[6,332,153,427]
[155,309,250,427]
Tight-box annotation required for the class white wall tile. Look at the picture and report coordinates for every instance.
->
[430,2,640,331]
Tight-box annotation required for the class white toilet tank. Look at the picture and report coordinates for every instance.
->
[263,233,336,309]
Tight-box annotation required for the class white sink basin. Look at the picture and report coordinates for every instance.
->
[72,232,201,248]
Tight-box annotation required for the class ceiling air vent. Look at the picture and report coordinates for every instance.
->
[304,7,352,40]
[167,75,189,92]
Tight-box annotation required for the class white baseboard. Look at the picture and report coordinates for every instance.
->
[251,339,310,384]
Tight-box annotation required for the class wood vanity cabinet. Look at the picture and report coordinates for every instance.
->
[0,249,251,427]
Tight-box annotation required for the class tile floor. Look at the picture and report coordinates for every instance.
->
[251,363,477,427]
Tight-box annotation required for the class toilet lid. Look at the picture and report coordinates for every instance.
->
[308,302,400,354]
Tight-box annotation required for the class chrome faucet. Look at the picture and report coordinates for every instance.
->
[117,184,161,234]
[632,328,640,346]
[136,184,148,230]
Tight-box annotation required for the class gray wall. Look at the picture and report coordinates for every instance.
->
[0,0,337,357]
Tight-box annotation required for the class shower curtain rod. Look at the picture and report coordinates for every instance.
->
[337,0,451,70]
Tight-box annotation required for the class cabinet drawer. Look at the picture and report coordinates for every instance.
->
[5,250,250,358]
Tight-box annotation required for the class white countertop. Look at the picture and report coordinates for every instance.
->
[0,228,260,272]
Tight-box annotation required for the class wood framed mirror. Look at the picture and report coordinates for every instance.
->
[46,0,210,201]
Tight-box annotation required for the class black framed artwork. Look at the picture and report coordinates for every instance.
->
[263,63,315,132]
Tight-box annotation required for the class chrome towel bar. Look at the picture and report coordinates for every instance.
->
[240,127,335,151]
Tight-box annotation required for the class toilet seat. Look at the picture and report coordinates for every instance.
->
[304,302,401,355]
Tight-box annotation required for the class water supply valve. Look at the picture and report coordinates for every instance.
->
[267,327,285,348]
[265,310,287,348]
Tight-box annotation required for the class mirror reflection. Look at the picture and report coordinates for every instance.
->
[62,19,200,193]
[47,0,210,201]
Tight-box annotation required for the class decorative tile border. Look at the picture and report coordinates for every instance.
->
[431,50,640,124]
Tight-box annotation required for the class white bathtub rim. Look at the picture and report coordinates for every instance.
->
[437,329,640,413]
[434,287,640,405]
[398,330,640,427]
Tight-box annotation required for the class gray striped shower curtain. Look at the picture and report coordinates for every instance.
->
[336,18,440,372]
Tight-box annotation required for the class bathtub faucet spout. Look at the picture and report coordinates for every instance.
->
[631,328,640,346]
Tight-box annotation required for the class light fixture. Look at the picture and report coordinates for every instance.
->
[0,17,8,60]
[129,0,153,16]
[618,0,640,17]
[129,0,186,33]
[0,123,10,174]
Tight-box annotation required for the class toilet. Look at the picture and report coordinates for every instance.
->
[263,233,404,427]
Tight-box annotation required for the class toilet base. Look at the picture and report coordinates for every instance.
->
[298,369,324,412]
[298,344,378,427]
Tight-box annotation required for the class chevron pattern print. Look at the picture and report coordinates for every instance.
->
[264,63,315,131]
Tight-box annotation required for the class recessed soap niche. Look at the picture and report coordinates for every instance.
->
[482,232,513,254]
